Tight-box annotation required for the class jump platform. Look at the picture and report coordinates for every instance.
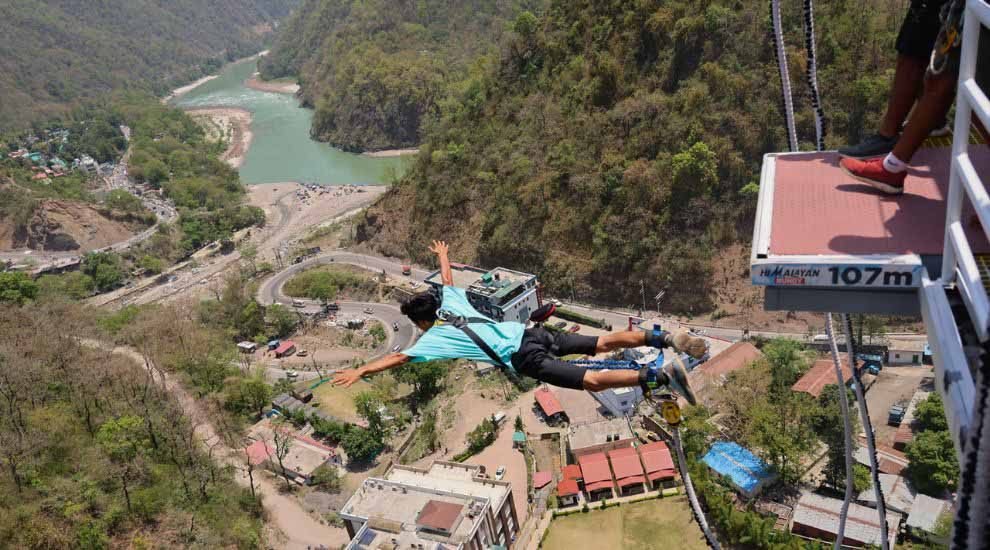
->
[751,144,990,314]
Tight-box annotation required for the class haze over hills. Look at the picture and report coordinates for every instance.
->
[335,0,904,312]
[260,0,543,152]
[0,0,300,131]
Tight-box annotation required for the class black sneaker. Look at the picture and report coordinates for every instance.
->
[661,355,697,406]
[837,133,898,159]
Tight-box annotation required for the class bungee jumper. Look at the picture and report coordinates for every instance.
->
[332,240,706,405]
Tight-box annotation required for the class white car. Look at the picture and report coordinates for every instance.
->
[495,466,506,480]
[392,345,401,352]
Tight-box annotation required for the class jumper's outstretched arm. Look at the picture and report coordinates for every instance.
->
[429,240,453,286]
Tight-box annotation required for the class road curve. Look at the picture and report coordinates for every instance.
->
[256,251,427,355]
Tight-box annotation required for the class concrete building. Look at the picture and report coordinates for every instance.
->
[568,417,635,458]
[791,492,901,548]
[274,340,296,358]
[426,264,539,324]
[592,386,642,417]
[341,461,518,550]
[556,464,583,507]
[887,339,927,366]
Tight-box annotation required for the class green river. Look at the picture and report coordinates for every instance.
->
[170,56,408,185]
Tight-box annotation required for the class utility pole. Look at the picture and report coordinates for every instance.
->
[640,280,646,315]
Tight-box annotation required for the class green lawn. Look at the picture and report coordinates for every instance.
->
[310,379,371,422]
[542,497,708,550]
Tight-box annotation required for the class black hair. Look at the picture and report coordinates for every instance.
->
[400,291,440,324]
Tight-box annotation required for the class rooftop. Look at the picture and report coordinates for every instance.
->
[690,341,762,399]
[577,452,612,485]
[607,446,646,485]
[569,418,634,451]
[906,494,951,533]
[702,441,776,495]
[557,478,580,497]
[426,264,488,289]
[792,492,901,547]
[638,441,677,481]
[857,474,916,513]
[791,359,855,398]
[535,387,565,417]
[854,442,909,476]
[349,522,457,550]
[416,499,465,533]
[561,464,582,480]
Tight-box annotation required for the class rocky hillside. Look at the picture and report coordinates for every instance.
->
[260,0,543,152]
[0,0,299,131]
[0,198,152,253]
[354,0,903,313]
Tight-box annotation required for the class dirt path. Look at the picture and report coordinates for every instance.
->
[82,340,349,549]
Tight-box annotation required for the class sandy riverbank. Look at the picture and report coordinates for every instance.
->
[185,107,253,168]
[162,75,218,103]
[361,148,420,157]
[245,71,300,94]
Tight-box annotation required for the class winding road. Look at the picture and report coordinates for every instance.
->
[256,251,431,354]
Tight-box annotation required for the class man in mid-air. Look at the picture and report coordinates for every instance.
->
[333,241,704,404]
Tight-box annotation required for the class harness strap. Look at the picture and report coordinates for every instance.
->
[444,313,512,370]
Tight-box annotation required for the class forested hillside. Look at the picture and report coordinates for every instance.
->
[353,0,903,312]
[260,0,543,152]
[0,0,299,131]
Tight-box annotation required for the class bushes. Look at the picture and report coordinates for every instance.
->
[282,266,376,301]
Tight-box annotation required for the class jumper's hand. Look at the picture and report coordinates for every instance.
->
[332,368,364,388]
[429,240,449,257]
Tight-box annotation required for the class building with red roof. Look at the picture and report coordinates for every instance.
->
[556,478,580,507]
[608,446,647,496]
[534,386,567,425]
[689,341,763,404]
[274,340,297,358]
[792,359,855,398]
[577,452,614,501]
[561,464,582,482]
[638,441,678,489]
[533,471,552,490]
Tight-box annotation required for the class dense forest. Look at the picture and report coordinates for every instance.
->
[346,0,904,312]
[0,0,300,131]
[260,0,543,151]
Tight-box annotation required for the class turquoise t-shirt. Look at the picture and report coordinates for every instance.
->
[401,286,525,370]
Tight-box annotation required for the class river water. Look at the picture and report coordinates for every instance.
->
[170,57,407,186]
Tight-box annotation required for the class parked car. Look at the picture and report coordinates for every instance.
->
[392,344,401,352]
[292,299,305,308]
[285,370,299,379]
[549,299,562,306]
[364,307,374,314]
[495,466,506,480]
[296,349,308,357]
[568,324,581,333]
[393,322,399,332]
[554,321,567,329]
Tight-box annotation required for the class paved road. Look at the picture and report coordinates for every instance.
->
[256,251,426,355]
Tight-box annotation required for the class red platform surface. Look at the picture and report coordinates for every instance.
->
[769,146,990,256]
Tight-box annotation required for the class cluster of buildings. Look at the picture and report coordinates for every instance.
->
[341,461,518,550]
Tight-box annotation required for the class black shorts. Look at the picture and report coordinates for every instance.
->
[510,327,599,390]
[896,0,949,60]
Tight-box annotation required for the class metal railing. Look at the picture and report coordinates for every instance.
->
[926,0,989,460]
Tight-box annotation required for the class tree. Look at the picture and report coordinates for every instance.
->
[354,391,385,437]
[310,464,341,491]
[906,430,959,495]
[97,415,150,513]
[265,304,298,338]
[915,393,950,433]
[225,376,272,419]
[239,242,258,275]
[341,426,384,463]
[81,251,125,292]
[393,360,446,413]
[514,415,524,433]
[814,385,862,491]
[762,338,811,392]
[37,271,96,299]
[0,271,38,304]
[271,423,295,490]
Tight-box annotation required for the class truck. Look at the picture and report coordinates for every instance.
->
[401,264,411,276]
[888,405,906,426]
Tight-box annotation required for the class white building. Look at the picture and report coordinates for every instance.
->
[341,461,519,550]
[425,264,539,324]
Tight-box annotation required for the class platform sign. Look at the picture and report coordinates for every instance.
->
[752,262,923,288]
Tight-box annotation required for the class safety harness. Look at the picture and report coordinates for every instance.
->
[437,310,512,371]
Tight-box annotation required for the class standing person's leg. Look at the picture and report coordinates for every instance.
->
[890,70,957,162]
[839,0,948,159]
